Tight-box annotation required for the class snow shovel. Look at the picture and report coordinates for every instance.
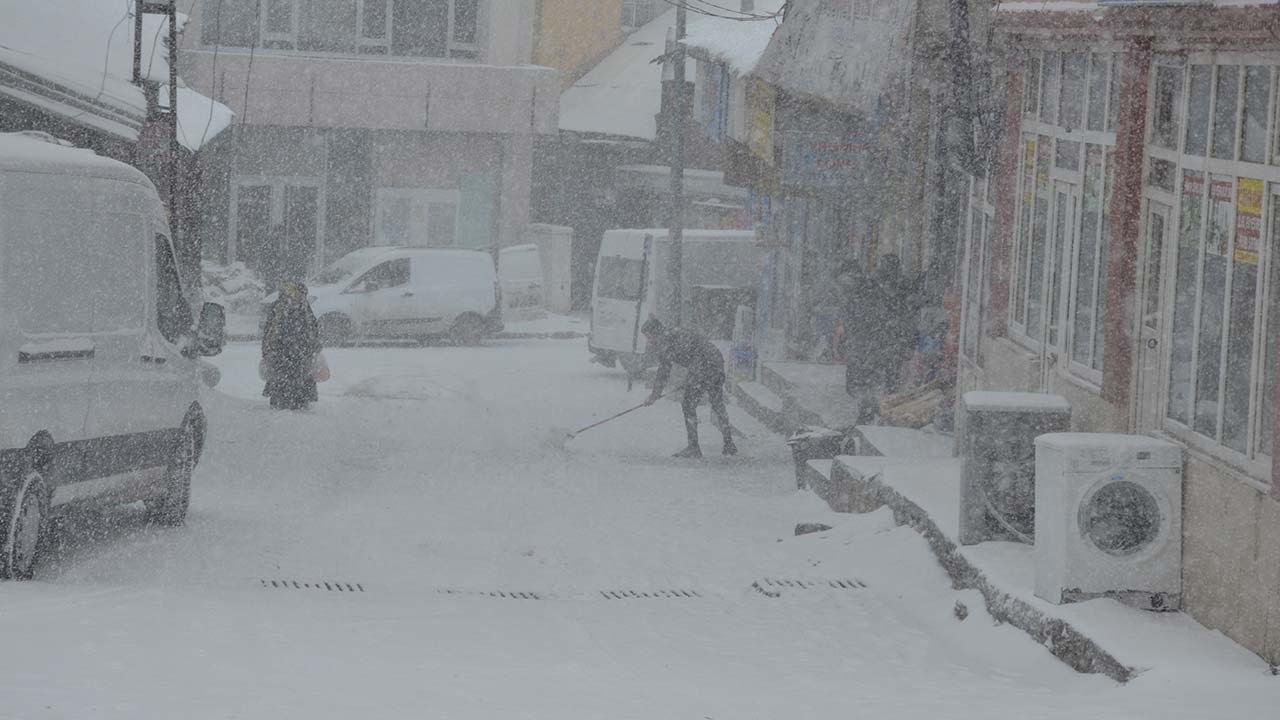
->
[554,386,681,448]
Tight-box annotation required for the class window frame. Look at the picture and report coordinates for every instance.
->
[1008,48,1120,391]
[1149,50,1280,486]
[259,0,298,50]
[357,0,393,54]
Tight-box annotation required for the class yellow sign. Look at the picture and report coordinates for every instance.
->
[1235,177,1263,265]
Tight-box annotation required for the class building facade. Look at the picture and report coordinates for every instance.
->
[181,0,558,282]
[962,0,1280,664]
[533,0,625,90]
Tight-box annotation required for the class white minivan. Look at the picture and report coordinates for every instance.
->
[0,133,226,579]
[309,246,502,345]
[590,229,762,375]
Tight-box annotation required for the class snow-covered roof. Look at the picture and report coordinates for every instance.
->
[994,0,1099,12]
[0,131,155,187]
[558,8,688,141]
[681,0,785,76]
[0,0,233,151]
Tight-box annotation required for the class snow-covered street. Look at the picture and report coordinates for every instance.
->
[0,338,1274,719]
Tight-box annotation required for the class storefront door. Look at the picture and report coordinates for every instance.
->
[230,176,324,284]
[1136,200,1172,433]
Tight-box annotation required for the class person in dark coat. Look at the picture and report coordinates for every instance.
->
[641,316,736,458]
[262,280,321,410]
[839,262,884,423]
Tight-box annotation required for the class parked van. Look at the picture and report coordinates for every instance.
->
[0,133,226,579]
[589,229,762,375]
[498,243,545,322]
[309,246,502,345]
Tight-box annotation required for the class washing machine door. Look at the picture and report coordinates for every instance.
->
[1076,469,1173,559]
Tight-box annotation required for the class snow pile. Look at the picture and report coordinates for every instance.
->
[202,261,266,315]
[682,1,785,76]
[0,0,233,150]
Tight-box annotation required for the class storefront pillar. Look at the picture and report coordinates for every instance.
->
[1101,38,1153,407]
[987,63,1025,339]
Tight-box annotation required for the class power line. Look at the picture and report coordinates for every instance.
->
[657,0,782,22]
[196,0,226,151]
[63,0,134,124]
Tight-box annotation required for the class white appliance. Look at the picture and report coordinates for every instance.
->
[1034,433,1183,611]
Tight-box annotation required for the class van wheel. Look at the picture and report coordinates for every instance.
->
[320,314,352,347]
[450,314,484,346]
[0,467,50,580]
[144,426,196,527]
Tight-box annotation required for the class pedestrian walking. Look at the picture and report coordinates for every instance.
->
[262,280,322,410]
[641,317,737,458]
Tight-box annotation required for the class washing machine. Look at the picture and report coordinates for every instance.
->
[1034,433,1183,610]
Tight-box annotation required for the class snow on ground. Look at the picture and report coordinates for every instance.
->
[0,338,1275,718]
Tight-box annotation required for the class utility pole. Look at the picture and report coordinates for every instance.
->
[133,1,182,263]
[668,2,687,325]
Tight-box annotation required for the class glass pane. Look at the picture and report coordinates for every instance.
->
[362,0,388,39]
[236,185,273,269]
[964,212,983,359]
[1055,139,1080,171]
[1145,213,1165,330]
[452,0,479,44]
[1014,136,1037,326]
[1049,191,1073,349]
[1241,66,1272,164]
[1024,55,1042,116]
[1060,53,1087,130]
[1026,137,1053,340]
[1147,157,1176,193]
[1194,175,1235,437]
[1212,66,1241,160]
[1040,51,1059,125]
[1093,150,1115,372]
[1152,65,1183,150]
[1107,55,1122,132]
[264,0,293,33]
[1262,191,1280,457]
[427,201,458,247]
[1168,170,1205,425]
[1184,65,1212,157]
[393,0,450,57]
[1087,54,1108,132]
[1222,177,1263,452]
[1073,146,1104,366]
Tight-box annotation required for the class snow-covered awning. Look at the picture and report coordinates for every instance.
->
[681,0,785,77]
[754,0,912,115]
[0,0,232,151]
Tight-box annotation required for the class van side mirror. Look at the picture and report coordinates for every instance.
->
[193,302,226,357]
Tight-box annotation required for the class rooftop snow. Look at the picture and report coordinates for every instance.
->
[0,0,233,151]
[994,0,1100,12]
[682,0,785,76]
[558,9,689,141]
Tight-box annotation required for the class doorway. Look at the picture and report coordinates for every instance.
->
[230,176,325,288]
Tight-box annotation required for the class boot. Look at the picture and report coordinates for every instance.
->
[675,417,702,458]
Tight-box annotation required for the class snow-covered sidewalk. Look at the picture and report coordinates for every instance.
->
[0,339,1274,718]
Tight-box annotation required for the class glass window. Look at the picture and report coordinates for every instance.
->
[1221,178,1264,451]
[263,0,294,34]
[1072,145,1104,367]
[1147,157,1176,193]
[1261,190,1280,457]
[361,0,388,39]
[201,0,260,47]
[964,210,984,360]
[1107,55,1122,132]
[1087,53,1109,132]
[300,0,358,53]
[1194,175,1234,437]
[156,235,192,344]
[597,257,645,301]
[1093,150,1114,372]
[1025,136,1053,341]
[1184,65,1212,157]
[1040,51,1059,126]
[1048,189,1074,348]
[452,0,479,46]
[1014,136,1037,327]
[1212,66,1241,160]
[1055,139,1081,171]
[1024,55,1042,117]
[1168,170,1205,425]
[1240,66,1272,164]
[1152,65,1183,150]
[1060,53,1088,131]
[354,259,411,291]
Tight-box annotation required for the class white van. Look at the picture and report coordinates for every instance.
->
[498,243,545,322]
[0,133,226,579]
[589,229,762,375]
[309,246,502,345]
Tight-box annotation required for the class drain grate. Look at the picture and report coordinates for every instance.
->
[437,589,543,600]
[751,578,867,598]
[262,579,365,592]
[599,589,702,599]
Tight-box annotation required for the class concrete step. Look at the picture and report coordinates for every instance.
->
[731,381,790,434]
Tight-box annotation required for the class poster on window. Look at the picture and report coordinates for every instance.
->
[1207,175,1233,257]
[1181,171,1204,249]
[1233,177,1262,265]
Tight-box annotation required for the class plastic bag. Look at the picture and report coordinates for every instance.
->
[311,352,331,383]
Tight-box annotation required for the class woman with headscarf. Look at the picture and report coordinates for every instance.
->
[262,280,321,410]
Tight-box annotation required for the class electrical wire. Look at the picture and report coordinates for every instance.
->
[657,0,783,22]
[196,0,226,151]
[62,0,134,124]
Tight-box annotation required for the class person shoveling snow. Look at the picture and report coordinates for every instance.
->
[641,317,736,459]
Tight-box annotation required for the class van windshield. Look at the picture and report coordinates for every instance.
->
[597,256,644,301]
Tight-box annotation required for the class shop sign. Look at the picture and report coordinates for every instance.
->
[781,131,868,189]
[1234,177,1263,265]
[747,79,776,164]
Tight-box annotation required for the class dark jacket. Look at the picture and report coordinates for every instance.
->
[651,327,724,393]
[262,283,321,407]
